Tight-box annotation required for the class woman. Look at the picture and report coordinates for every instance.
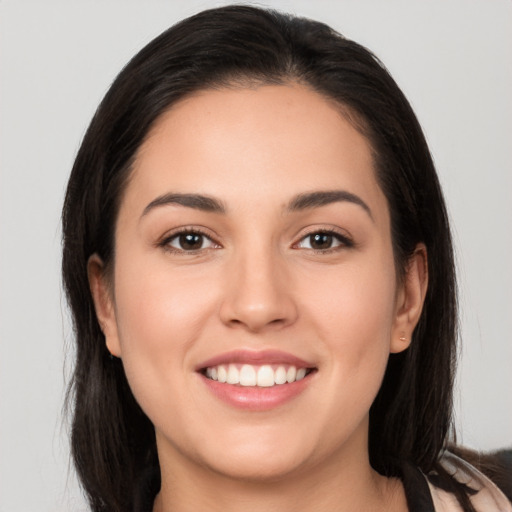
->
[61,5,511,512]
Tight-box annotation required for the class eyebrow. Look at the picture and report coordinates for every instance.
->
[287,190,373,220]
[141,189,372,220]
[141,193,226,217]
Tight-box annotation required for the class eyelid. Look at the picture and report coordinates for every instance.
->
[156,225,353,254]
[158,226,221,253]
[292,226,354,251]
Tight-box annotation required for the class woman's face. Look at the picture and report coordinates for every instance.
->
[90,84,425,481]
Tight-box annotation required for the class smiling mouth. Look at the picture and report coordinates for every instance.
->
[201,364,315,387]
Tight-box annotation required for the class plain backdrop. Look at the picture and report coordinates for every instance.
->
[1,1,511,510]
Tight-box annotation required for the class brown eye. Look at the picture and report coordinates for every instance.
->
[296,231,352,251]
[309,233,334,250]
[166,231,216,252]
[179,233,203,250]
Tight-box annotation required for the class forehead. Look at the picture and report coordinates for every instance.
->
[124,84,387,222]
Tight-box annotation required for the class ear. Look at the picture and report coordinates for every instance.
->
[390,243,428,353]
[87,254,122,358]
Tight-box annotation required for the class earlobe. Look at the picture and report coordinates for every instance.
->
[390,244,428,354]
[87,254,122,358]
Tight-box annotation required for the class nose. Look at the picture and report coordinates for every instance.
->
[219,247,298,333]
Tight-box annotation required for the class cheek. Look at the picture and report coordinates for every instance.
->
[307,258,397,335]
[114,256,217,349]
[304,258,397,397]
[111,257,219,405]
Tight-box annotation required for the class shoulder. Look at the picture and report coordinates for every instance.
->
[428,451,512,512]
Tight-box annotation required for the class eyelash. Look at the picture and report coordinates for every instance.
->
[158,228,354,255]
[158,228,219,255]
[293,228,354,253]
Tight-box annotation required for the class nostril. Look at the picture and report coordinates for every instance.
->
[218,265,299,327]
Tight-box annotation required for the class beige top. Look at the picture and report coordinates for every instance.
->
[428,452,512,511]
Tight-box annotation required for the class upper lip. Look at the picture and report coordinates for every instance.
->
[196,349,315,371]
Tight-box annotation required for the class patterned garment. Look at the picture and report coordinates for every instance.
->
[426,452,512,512]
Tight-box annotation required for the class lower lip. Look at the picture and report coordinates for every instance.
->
[199,372,314,411]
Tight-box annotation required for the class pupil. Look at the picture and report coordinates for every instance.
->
[180,233,202,250]
[311,233,332,249]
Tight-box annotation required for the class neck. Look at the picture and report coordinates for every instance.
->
[152,435,407,512]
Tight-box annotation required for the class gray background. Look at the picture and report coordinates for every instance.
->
[1,1,511,510]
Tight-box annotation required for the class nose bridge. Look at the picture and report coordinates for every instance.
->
[220,239,297,331]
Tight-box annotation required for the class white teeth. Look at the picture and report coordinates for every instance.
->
[274,366,287,385]
[239,364,257,386]
[286,366,297,383]
[257,365,275,387]
[217,365,227,383]
[204,363,311,387]
[227,364,239,384]
[296,368,307,381]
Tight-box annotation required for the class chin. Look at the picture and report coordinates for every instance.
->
[205,451,310,483]
[193,429,320,483]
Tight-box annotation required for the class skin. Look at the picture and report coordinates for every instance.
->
[89,84,427,512]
